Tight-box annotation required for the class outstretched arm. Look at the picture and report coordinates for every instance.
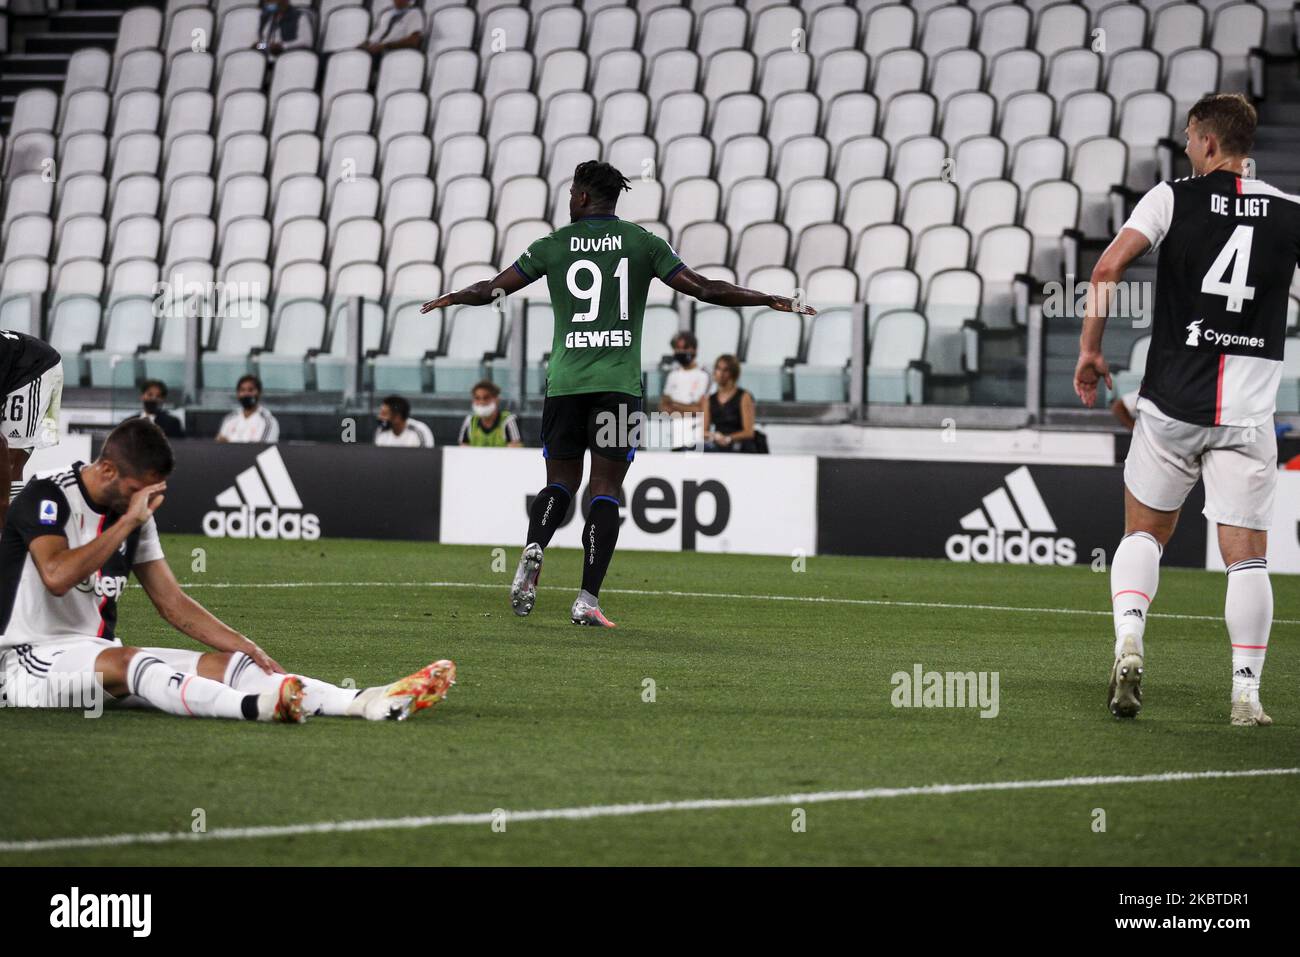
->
[667,266,815,314]
[1075,227,1151,408]
[420,265,535,313]
[135,557,284,674]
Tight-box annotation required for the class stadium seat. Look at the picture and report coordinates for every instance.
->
[492,298,553,398]
[86,296,157,388]
[1113,335,1151,398]
[1276,338,1300,413]
[47,291,103,384]
[0,258,49,336]
[912,224,971,288]
[792,307,852,401]
[430,304,504,395]
[924,268,982,376]
[853,222,911,297]
[694,305,743,373]
[742,307,803,400]
[869,309,927,404]
[1105,49,1161,106]
[1022,180,1080,281]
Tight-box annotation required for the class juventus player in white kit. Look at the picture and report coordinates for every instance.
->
[0,418,455,722]
[1075,94,1299,725]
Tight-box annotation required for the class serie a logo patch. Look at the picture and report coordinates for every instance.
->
[38,500,58,525]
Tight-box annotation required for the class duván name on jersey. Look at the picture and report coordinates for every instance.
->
[569,235,623,252]
[203,505,321,540]
[49,887,151,937]
[945,529,1078,565]
[1210,194,1271,218]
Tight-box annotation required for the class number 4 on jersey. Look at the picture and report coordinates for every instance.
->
[1200,224,1256,313]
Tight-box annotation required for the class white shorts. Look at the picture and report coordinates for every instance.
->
[1124,406,1278,530]
[1,360,63,450]
[0,637,202,710]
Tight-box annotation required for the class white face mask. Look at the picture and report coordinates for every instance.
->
[472,402,497,418]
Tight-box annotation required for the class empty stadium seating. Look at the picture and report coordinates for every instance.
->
[0,0,1293,412]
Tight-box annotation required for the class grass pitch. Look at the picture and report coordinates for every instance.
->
[1,536,1296,866]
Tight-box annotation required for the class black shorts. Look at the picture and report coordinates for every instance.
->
[541,391,641,462]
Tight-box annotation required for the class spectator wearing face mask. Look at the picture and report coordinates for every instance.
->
[122,379,184,438]
[253,0,313,63]
[375,394,434,447]
[216,375,280,443]
[659,331,709,450]
[459,381,522,448]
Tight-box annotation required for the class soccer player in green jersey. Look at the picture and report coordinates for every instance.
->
[421,161,813,627]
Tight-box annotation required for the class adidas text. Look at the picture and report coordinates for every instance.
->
[203,505,320,540]
[945,530,1076,566]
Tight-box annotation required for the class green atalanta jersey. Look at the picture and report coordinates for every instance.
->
[513,216,685,398]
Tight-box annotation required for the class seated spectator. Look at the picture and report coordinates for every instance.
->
[458,381,522,447]
[362,0,425,55]
[217,375,280,443]
[122,379,184,439]
[658,331,709,450]
[376,394,434,448]
[254,0,312,62]
[704,355,758,453]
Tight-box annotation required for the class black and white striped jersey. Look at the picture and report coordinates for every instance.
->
[0,330,60,397]
[1122,170,1300,427]
[0,464,164,648]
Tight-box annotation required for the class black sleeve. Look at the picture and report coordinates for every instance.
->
[5,479,71,544]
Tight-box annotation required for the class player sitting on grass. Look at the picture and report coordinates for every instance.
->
[0,418,454,723]
[421,160,813,627]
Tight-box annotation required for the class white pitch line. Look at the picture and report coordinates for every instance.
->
[167,579,1300,627]
[1,767,1295,854]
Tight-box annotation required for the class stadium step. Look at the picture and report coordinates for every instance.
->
[22,31,117,56]
[1,53,73,78]
[62,0,154,10]
[0,72,64,96]
[47,10,125,33]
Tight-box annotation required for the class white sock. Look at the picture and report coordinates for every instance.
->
[223,652,358,717]
[127,654,254,720]
[1225,558,1271,692]
[1111,531,1161,658]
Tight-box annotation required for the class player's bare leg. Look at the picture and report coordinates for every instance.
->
[1219,524,1272,727]
[513,456,583,617]
[1108,490,1179,718]
[571,453,628,628]
[94,646,305,723]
